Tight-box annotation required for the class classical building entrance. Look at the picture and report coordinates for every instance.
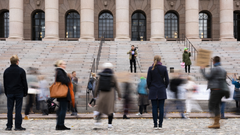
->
[65,11,80,39]
[0,11,9,38]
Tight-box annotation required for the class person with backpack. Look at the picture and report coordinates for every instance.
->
[147,55,169,130]
[136,75,149,116]
[127,45,138,73]
[200,56,228,129]
[94,63,121,129]
[88,73,97,107]
[232,74,240,114]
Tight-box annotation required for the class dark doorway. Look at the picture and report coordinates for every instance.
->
[131,11,146,41]
[66,11,80,39]
[0,11,9,38]
[32,11,45,40]
[234,11,240,41]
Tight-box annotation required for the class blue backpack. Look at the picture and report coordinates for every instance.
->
[87,80,93,90]
[138,78,147,95]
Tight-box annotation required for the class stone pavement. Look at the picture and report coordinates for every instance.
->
[0,118,239,135]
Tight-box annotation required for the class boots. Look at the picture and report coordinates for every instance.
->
[208,115,220,129]
[123,115,130,119]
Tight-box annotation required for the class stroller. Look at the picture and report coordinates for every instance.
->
[47,98,59,113]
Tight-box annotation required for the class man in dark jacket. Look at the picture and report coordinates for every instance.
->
[201,56,226,129]
[4,55,28,131]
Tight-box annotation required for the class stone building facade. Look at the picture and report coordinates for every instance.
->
[0,0,240,41]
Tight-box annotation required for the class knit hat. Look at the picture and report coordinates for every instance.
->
[184,48,188,51]
[102,62,113,69]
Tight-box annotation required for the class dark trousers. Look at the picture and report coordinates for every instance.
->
[39,101,48,115]
[57,100,68,126]
[139,105,147,114]
[185,65,190,73]
[151,99,165,127]
[70,103,78,113]
[97,113,113,124]
[209,90,225,117]
[25,94,34,115]
[7,93,23,128]
[89,98,96,106]
[130,59,136,73]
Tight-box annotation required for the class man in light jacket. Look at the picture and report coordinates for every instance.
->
[127,45,138,73]
[200,56,226,129]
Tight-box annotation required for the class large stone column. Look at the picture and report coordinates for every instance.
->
[79,0,95,41]
[43,0,59,41]
[150,0,165,41]
[115,0,130,41]
[185,0,201,41]
[6,0,23,41]
[220,0,236,41]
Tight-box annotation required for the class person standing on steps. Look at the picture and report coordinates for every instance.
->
[127,45,138,73]
[200,56,228,129]
[70,71,78,116]
[4,55,28,131]
[182,48,191,73]
[147,55,169,130]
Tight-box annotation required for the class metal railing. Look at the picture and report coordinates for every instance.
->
[135,47,142,73]
[179,34,198,60]
[85,32,105,110]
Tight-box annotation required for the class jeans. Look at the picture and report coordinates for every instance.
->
[185,65,190,73]
[7,93,23,128]
[151,99,165,127]
[130,59,136,73]
[209,90,225,117]
[221,102,225,118]
[57,101,68,126]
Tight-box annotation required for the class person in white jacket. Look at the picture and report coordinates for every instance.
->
[185,76,202,118]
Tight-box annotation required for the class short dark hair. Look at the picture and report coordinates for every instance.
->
[213,56,220,63]
[131,45,134,47]
[72,71,76,74]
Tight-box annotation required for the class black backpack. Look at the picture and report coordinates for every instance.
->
[98,73,113,92]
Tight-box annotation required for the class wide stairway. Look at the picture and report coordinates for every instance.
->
[0,41,238,114]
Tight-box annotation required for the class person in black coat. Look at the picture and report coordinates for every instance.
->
[147,55,169,130]
[54,60,71,130]
[4,55,28,131]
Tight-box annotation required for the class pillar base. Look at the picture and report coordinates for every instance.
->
[6,37,23,41]
[114,37,131,41]
[43,37,59,41]
[220,38,237,42]
[150,37,166,41]
[79,37,95,41]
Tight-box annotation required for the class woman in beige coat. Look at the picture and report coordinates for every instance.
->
[94,63,121,129]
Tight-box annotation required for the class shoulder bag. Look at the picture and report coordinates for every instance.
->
[49,71,68,98]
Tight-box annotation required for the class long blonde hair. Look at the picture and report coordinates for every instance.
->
[152,55,161,70]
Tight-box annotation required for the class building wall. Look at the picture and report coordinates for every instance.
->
[0,0,239,41]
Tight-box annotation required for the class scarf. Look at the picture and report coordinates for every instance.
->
[152,62,162,66]
[214,62,221,67]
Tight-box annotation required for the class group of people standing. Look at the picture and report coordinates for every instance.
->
[2,46,235,132]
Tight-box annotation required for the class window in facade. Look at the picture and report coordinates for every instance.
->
[131,12,146,41]
[32,11,45,40]
[234,11,240,41]
[66,11,80,38]
[164,12,179,38]
[99,12,113,38]
[0,11,9,38]
[199,12,211,38]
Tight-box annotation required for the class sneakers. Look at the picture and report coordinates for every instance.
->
[158,127,162,130]
[136,113,142,116]
[88,103,92,108]
[153,126,158,130]
[24,115,29,120]
[108,124,113,130]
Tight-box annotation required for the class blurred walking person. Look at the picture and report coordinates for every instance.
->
[147,55,169,130]
[24,67,39,120]
[136,75,149,116]
[54,60,72,130]
[88,73,97,107]
[4,55,28,131]
[200,56,228,129]
[185,76,202,118]
[127,45,138,73]
[232,74,240,114]
[38,75,49,115]
[123,82,132,119]
[94,63,121,129]
[182,48,191,73]
[70,71,78,116]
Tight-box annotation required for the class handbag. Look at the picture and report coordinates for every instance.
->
[49,71,68,98]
